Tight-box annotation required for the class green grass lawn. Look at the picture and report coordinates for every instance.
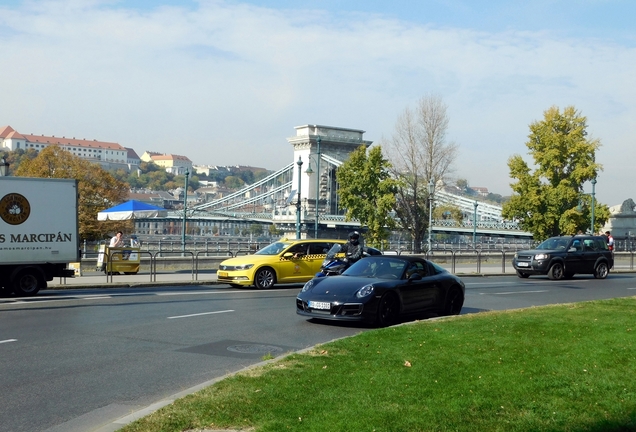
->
[122,297,636,432]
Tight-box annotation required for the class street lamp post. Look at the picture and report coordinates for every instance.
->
[296,156,303,239]
[473,201,478,247]
[315,135,321,239]
[0,157,9,176]
[591,178,597,234]
[181,170,189,253]
[428,179,434,253]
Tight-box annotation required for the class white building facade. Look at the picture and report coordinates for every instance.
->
[0,125,128,164]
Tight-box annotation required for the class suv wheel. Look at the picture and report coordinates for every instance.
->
[547,262,564,280]
[594,262,609,279]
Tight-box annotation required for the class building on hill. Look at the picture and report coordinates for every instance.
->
[142,151,193,175]
[0,125,138,170]
[470,187,489,197]
[140,151,162,162]
[126,148,141,166]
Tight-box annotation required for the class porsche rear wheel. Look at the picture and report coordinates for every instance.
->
[444,286,464,316]
[254,268,276,289]
[377,293,399,327]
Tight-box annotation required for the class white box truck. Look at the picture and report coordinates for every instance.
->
[0,177,79,296]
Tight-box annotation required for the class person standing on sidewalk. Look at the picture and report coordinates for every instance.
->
[606,231,615,251]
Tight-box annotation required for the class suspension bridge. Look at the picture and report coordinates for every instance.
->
[136,125,532,240]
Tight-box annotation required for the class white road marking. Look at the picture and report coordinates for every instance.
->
[0,339,17,344]
[82,296,112,300]
[167,310,234,319]
[481,290,549,295]
[157,289,288,296]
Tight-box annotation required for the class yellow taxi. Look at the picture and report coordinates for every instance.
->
[217,238,346,289]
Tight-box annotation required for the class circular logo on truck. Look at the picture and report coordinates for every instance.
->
[0,193,31,225]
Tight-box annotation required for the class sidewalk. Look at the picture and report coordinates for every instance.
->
[49,270,219,289]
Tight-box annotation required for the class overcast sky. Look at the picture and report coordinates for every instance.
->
[1,0,635,205]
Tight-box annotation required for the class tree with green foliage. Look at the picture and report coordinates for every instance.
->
[336,145,398,247]
[224,175,245,189]
[433,204,463,223]
[14,146,129,241]
[269,224,283,237]
[455,178,469,193]
[1,148,39,171]
[385,95,458,253]
[502,106,610,239]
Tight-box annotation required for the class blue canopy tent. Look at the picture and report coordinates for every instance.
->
[97,200,167,221]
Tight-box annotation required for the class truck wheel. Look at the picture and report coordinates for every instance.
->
[547,263,564,280]
[12,269,45,296]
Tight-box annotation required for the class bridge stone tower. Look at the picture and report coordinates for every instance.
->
[287,125,372,218]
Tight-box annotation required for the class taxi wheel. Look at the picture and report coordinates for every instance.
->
[254,268,276,289]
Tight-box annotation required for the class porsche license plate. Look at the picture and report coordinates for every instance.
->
[218,271,228,277]
[309,301,331,310]
[517,262,529,267]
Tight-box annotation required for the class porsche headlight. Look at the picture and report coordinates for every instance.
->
[356,284,374,298]
[534,253,549,260]
[234,264,254,270]
[302,279,315,292]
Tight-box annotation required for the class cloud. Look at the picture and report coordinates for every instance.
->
[1,0,634,204]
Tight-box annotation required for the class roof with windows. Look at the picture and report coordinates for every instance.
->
[1,125,126,150]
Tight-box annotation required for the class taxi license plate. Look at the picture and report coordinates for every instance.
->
[517,262,529,267]
[309,301,331,310]
[218,271,228,277]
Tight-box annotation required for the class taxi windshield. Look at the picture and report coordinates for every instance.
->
[255,242,291,255]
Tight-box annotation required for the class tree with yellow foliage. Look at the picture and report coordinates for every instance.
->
[15,146,130,241]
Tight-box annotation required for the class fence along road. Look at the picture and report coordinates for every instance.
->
[49,251,636,289]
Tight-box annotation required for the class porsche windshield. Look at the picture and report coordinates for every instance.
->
[343,257,407,279]
[255,242,292,255]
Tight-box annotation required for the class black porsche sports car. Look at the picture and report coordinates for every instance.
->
[296,255,465,326]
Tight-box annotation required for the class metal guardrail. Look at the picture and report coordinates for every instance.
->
[68,249,636,286]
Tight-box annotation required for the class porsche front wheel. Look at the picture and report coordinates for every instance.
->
[377,293,399,327]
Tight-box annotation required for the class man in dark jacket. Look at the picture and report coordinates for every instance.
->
[341,231,364,264]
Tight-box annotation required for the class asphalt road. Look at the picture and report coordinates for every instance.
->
[1,274,635,432]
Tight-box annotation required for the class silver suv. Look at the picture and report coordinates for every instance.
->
[512,235,613,280]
